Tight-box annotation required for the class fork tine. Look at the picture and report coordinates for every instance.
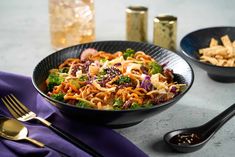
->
[10,94,31,113]
[7,94,28,116]
[1,97,21,118]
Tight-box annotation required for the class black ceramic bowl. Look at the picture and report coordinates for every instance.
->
[32,41,194,128]
[180,26,235,82]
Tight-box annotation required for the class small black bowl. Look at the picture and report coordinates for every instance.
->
[32,41,194,128]
[180,26,235,83]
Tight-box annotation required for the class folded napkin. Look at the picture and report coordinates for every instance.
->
[0,71,148,157]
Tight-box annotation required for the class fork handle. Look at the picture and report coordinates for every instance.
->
[35,117,103,157]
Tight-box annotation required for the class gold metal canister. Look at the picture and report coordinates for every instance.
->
[153,14,177,51]
[126,6,148,42]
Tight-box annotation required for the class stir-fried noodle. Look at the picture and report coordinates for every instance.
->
[46,48,185,110]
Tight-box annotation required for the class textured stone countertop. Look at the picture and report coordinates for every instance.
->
[0,0,235,156]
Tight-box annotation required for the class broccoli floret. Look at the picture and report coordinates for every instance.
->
[130,102,153,109]
[47,73,64,91]
[59,67,69,73]
[113,99,123,110]
[123,48,135,59]
[142,102,153,108]
[113,99,123,107]
[76,101,91,108]
[130,102,142,109]
[148,61,162,74]
[116,76,131,85]
[78,75,88,82]
[51,93,65,102]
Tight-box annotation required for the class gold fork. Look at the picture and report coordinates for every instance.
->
[1,94,103,157]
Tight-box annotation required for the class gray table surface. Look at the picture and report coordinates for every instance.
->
[0,0,235,157]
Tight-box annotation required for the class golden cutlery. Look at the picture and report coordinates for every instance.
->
[1,94,103,157]
[0,116,70,157]
[0,117,44,147]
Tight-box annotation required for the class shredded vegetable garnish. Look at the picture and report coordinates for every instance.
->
[46,48,186,110]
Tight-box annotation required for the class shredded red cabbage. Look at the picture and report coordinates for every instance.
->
[140,75,153,91]
[114,63,121,66]
[170,86,177,93]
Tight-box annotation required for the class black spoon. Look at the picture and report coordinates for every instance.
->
[164,103,235,153]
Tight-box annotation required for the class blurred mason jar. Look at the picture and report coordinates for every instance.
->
[49,0,95,49]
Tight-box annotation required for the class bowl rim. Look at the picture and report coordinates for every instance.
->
[32,40,194,112]
[180,26,235,69]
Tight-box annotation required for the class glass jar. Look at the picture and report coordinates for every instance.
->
[49,0,95,49]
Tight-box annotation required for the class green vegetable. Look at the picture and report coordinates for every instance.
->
[116,76,131,85]
[130,102,142,109]
[78,75,88,81]
[75,98,95,109]
[76,100,92,108]
[59,67,69,73]
[100,58,108,63]
[123,48,135,59]
[113,99,123,107]
[47,84,55,92]
[142,102,153,108]
[47,73,64,91]
[179,85,186,92]
[69,79,80,89]
[130,102,153,109]
[51,93,65,102]
[99,69,107,76]
[96,69,107,81]
[148,61,162,74]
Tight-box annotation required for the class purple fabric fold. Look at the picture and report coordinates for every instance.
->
[0,71,148,157]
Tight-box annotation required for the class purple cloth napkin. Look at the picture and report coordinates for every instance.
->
[0,71,148,157]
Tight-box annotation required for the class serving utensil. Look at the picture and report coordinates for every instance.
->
[1,94,103,157]
[164,103,235,153]
[0,117,70,157]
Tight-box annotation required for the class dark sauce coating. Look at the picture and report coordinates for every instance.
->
[169,133,202,145]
